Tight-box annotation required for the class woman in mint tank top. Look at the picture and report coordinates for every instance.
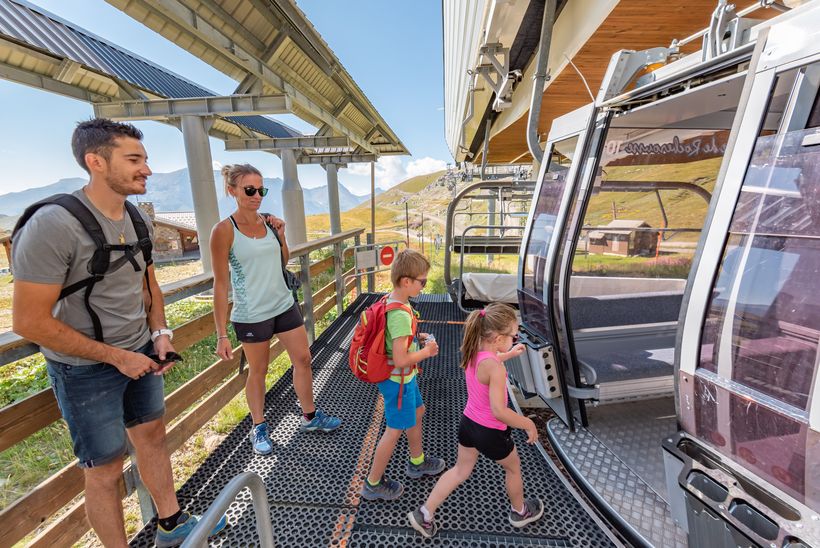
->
[210,164,341,456]
[408,303,545,539]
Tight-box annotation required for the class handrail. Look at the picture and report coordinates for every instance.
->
[180,472,274,548]
[287,227,364,257]
[0,273,215,367]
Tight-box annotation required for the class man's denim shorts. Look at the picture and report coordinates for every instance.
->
[46,341,165,468]
[377,376,424,430]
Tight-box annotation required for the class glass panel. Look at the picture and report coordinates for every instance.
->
[570,127,725,286]
[522,136,579,296]
[691,375,810,505]
[699,126,820,411]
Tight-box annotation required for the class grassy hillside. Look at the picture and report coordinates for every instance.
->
[585,157,720,242]
[306,170,448,242]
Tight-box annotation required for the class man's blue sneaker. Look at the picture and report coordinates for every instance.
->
[300,409,341,432]
[249,423,273,455]
[155,512,227,547]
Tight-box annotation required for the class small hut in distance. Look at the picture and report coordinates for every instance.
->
[586,220,658,257]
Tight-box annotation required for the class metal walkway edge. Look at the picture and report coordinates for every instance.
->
[130,294,614,547]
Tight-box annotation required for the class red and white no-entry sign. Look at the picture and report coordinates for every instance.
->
[380,246,395,266]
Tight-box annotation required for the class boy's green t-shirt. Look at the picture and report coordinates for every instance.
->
[385,298,418,384]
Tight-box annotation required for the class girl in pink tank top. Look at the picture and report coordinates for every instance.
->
[408,303,545,538]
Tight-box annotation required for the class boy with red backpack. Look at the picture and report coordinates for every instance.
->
[352,249,446,500]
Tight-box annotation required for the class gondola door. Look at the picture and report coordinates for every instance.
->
[517,104,597,429]
[676,7,820,538]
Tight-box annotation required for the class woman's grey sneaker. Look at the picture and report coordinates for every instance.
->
[300,409,342,432]
[406,455,446,478]
[249,423,273,455]
[408,508,439,538]
[360,476,403,501]
[509,498,544,528]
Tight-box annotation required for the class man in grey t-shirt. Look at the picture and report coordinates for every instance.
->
[12,119,225,547]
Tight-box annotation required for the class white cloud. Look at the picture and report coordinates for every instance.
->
[344,156,448,190]
[406,157,448,178]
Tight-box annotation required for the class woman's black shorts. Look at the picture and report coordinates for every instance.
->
[232,302,304,343]
[458,414,514,461]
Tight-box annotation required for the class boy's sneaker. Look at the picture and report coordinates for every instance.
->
[155,512,227,547]
[300,409,341,432]
[406,455,446,478]
[408,508,439,538]
[509,498,544,528]
[360,476,403,501]
[249,423,273,455]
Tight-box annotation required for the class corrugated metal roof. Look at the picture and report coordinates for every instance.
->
[0,0,300,139]
[102,0,408,157]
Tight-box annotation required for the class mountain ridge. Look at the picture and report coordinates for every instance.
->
[0,168,374,223]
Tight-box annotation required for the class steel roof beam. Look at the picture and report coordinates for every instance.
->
[296,153,376,165]
[0,58,108,103]
[93,94,290,121]
[224,135,349,151]
[118,0,377,154]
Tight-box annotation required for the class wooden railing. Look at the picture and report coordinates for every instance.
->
[0,228,364,547]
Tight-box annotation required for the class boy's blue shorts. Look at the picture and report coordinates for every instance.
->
[378,377,424,430]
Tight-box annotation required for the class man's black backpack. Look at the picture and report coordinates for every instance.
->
[12,193,153,342]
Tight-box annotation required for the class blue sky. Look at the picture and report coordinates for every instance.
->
[0,0,451,196]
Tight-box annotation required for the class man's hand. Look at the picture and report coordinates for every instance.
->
[152,335,178,374]
[264,214,286,237]
[112,350,159,379]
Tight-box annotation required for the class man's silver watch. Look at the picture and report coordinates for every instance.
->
[150,328,174,342]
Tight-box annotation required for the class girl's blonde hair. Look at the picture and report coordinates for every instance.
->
[222,163,262,196]
[460,303,517,369]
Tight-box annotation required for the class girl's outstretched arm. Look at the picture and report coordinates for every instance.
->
[497,343,526,362]
[485,359,538,443]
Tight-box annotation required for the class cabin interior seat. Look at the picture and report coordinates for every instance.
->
[569,290,684,385]
[461,272,518,303]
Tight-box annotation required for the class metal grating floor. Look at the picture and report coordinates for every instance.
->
[130,294,613,547]
[547,398,686,548]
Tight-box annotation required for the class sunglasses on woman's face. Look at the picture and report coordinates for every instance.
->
[243,186,269,197]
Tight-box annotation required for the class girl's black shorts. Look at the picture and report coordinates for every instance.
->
[458,414,514,461]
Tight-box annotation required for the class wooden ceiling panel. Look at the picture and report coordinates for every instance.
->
[485,0,769,163]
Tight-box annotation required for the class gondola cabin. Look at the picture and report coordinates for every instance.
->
[507,2,820,546]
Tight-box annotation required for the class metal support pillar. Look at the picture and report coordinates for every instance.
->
[281,149,308,246]
[354,234,362,295]
[333,241,344,315]
[124,440,155,524]
[180,115,220,273]
[326,163,342,235]
[299,254,314,343]
[366,233,375,292]
[488,191,496,264]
